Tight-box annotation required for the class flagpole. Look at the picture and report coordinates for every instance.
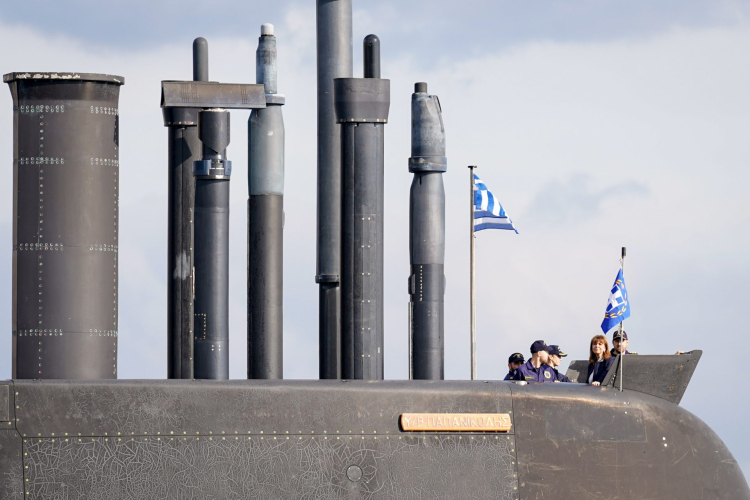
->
[469,166,477,380]
[619,246,626,392]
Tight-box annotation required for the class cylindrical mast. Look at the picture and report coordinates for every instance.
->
[316,0,353,379]
[165,38,207,380]
[5,72,124,379]
[408,82,446,380]
[193,109,231,380]
[469,165,477,381]
[248,23,285,379]
[336,35,390,380]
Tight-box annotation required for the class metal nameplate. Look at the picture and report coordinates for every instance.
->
[400,413,512,432]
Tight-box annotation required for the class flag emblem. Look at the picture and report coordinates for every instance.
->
[601,269,630,333]
[473,174,518,233]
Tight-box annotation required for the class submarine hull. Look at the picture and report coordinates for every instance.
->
[0,380,746,499]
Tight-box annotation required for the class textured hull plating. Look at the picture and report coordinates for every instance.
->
[0,380,747,499]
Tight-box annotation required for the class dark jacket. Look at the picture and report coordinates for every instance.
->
[503,371,515,381]
[587,356,616,384]
[513,360,557,383]
[553,368,572,383]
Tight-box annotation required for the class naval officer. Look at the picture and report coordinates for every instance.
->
[548,345,572,382]
[513,341,557,383]
[504,353,525,381]
[611,330,637,356]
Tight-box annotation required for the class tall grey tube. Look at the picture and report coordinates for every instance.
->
[316,0,352,379]
[248,23,285,379]
[193,109,231,380]
[165,38,208,380]
[336,35,390,380]
[5,72,123,379]
[409,82,446,380]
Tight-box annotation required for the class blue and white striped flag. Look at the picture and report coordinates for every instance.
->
[473,174,518,233]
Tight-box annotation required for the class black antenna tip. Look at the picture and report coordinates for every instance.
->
[363,34,381,79]
[193,38,209,82]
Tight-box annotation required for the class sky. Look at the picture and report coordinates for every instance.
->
[0,0,748,483]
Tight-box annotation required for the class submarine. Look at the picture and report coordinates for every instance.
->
[1,1,748,498]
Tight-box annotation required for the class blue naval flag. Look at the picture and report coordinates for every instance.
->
[473,174,518,233]
[601,269,630,333]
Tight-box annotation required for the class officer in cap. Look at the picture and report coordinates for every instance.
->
[548,345,572,382]
[513,341,557,383]
[504,353,525,381]
[611,331,637,356]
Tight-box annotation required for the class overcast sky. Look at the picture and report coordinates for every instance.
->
[0,0,748,482]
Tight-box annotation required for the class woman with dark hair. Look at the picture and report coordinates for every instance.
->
[587,335,616,386]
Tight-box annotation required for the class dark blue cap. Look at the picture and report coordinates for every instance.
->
[508,352,525,364]
[548,345,567,357]
[530,340,550,354]
[613,331,628,341]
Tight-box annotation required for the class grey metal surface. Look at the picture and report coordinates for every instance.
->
[0,385,7,422]
[20,434,516,499]
[247,195,283,379]
[316,0,352,379]
[0,382,19,498]
[11,380,513,438]
[333,78,390,123]
[10,381,517,498]
[363,34,381,79]
[340,122,385,380]
[0,430,23,500]
[256,26,278,95]
[192,37,209,82]
[165,38,207,380]
[193,109,231,380]
[565,359,590,383]
[160,81,266,109]
[610,351,702,405]
[0,380,496,500]
[409,83,446,380]
[565,352,702,405]
[4,72,124,84]
[1,380,747,499]
[248,25,285,380]
[248,105,284,195]
[337,37,390,380]
[7,74,122,379]
[510,382,750,499]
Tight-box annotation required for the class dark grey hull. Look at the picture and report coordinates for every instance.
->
[0,380,746,500]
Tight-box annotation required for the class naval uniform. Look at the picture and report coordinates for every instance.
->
[553,368,572,383]
[587,356,616,385]
[503,371,516,381]
[513,360,557,383]
[610,349,637,356]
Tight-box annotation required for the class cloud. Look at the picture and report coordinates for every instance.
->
[2,0,750,60]
[524,174,649,229]
[0,4,748,482]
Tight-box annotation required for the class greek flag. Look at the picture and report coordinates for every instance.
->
[601,269,630,333]
[473,174,518,233]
